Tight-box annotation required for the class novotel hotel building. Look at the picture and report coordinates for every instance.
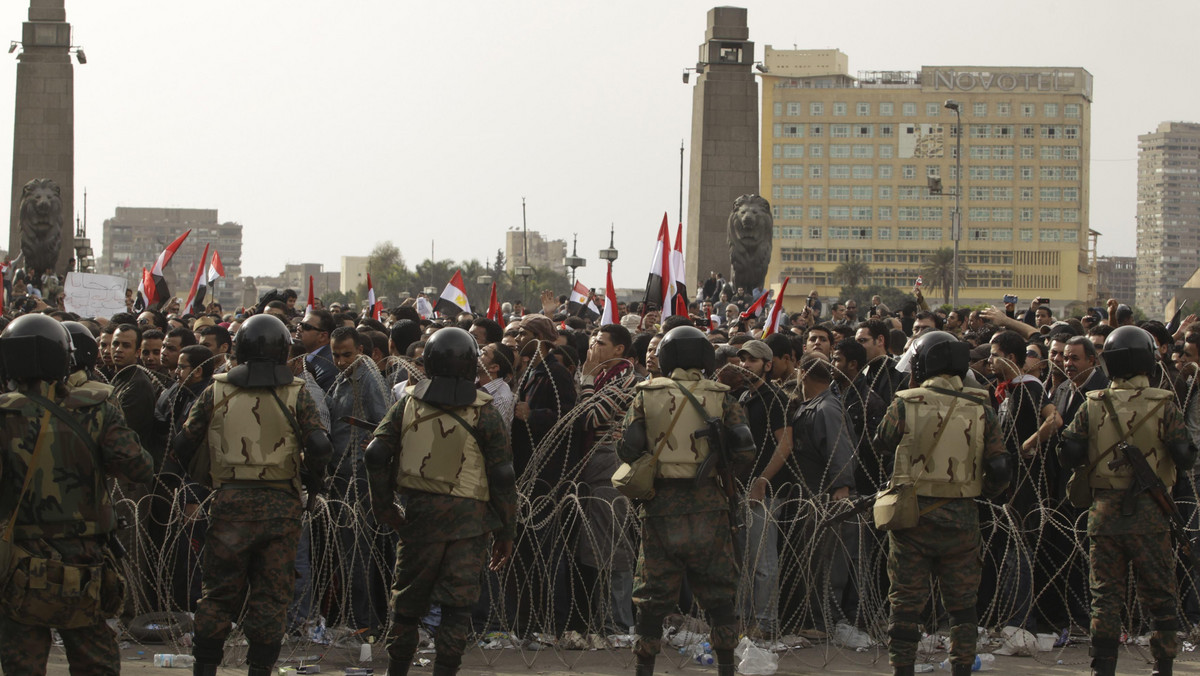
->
[759,47,1095,308]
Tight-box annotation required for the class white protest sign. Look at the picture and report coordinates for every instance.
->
[63,272,128,318]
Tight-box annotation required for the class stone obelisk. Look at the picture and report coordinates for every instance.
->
[9,0,74,272]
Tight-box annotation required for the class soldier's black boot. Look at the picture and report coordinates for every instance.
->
[387,658,411,676]
[246,641,282,676]
[950,662,973,676]
[635,654,656,676]
[715,649,735,676]
[1152,658,1173,676]
[891,666,914,676]
[1090,637,1118,676]
[191,636,223,676]
[431,656,461,676]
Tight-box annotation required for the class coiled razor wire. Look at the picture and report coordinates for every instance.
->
[99,346,1200,670]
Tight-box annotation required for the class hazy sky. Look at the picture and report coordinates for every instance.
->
[0,1,1194,289]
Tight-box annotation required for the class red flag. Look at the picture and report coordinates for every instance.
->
[146,230,190,309]
[306,275,315,313]
[739,289,770,322]
[601,262,620,326]
[184,243,210,315]
[206,250,225,284]
[643,213,673,315]
[486,282,502,322]
[568,279,601,319]
[761,277,791,338]
[671,223,688,317]
[137,267,156,312]
[366,273,380,320]
[435,270,471,316]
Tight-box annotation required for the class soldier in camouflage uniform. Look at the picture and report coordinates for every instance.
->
[365,327,517,676]
[1061,326,1195,676]
[174,314,332,676]
[873,331,1011,676]
[617,326,755,676]
[0,314,153,676]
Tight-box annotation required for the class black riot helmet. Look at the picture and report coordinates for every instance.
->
[0,313,72,383]
[657,326,715,375]
[910,330,969,382]
[1101,325,1157,380]
[62,321,98,371]
[226,314,295,388]
[415,327,479,407]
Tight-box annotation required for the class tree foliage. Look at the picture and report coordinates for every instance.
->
[832,257,871,289]
[920,247,960,306]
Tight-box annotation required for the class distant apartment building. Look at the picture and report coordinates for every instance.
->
[760,48,1095,305]
[341,256,369,294]
[252,263,339,301]
[101,207,243,308]
[1095,255,1136,306]
[504,229,566,275]
[1135,122,1200,314]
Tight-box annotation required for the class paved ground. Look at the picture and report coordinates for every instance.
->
[23,642,1200,675]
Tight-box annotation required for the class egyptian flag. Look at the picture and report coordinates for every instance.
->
[670,223,688,317]
[738,288,770,324]
[146,230,190,309]
[486,282,502,322]
[184,243,210,315]
[600,263,620,326]
[761,277,791,338]
[135,267,154,312]
[568,280,601,320]
[434,270,471,317]
[643,213,673,315]
[206,250,225,285]
[306,275,316,314]
[366,274,382,320]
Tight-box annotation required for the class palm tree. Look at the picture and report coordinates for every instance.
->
[833,257,870,288]
[921,247,958,305]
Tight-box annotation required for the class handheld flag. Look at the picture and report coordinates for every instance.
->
[600,263,620,326]
[206,250,225,284]
[486,282,502,322]
[738,289,770,323]
[761,277,791,338]
[135,267,154,312]
[671,223,688,317]
[146,229,191,309]
[306,275,316,314]
[568,280,601,320]
[184,243,210,315]
[643,213,673,316]
[366,274,381,321]
[434,270,471,317]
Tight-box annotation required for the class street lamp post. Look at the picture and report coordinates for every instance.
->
[944,99,963,307]
[564,233,586,285]
[514,197,534,309]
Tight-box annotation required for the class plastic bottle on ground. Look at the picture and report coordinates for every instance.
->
[152,654,195,668]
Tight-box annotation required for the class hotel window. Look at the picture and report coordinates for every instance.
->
[1041,125,1060,139]
[1021,166,1034,180]
[830,165,851,178]
[899,186,921,200]
[993,146,1014,159]
[898,227,918,240]
[852,144,873,159]
[1040,187,1061,201]
[878,226,892,238]
[853,125,874,138]
[1020,145,1034,159]
[787,102,803,116]
[1063,146,1079,160]
[1020,126,1035,139]
[831,124,850,138]
[1020,228,1033,242]
[993,187,1012,200]
[926,165,940,179]
[1062,209,1080,222]
[971,125,991,139]
[1061,228,1078,241]
[1064,126,1080,140]
[783,165,805,178]
[851,209,872,222]
[878,208,893,221]
[996,102,1011,116]
[1043,103,1058,118]
[810,102,824,116]
[879,144,894,158]
[899,207,920,221]
[969,187,990,201]
[880,102,894,116]
[831,144,851,158]
[969,167,990,180]
[902,102,917,116]
[809,185,823,199]
[852,186,873,200]
[1040,209,1061,222]
[809,208,822,220]
[1064,104,1080,119]
[778,124,804,137]
[810,125,824,138]
[784,144,805,158]
[772,165,781,178]
[992,208,1013,221]
[878,186,892,199]
[969,208,990,221]
[902,165,917,179]
[968,228,991,241]
[922,207,943,221]
[1063,167,1079,180]
[1019,209,1033,222]
[856,102,870,116]
[829,227,850,239]
[994,125,1013,138]
[922,228,942,240]
[1062,188,1079,201]
[880,124,894,138]
[810,165,823,178]
[1039,229,1060,241]
[973,102,987,117]
[780,206,804,219]
[925,102,939,116]
[992,166,1013,180]
[809,227,822,238]
[773,102,782,116]
[829,207,850,220]
[1041,146,1061,160]
[993,228,1013,240]
[833,102,847,116]
[1041,167,1062,180]
[829,186,850,200]
[1021,103,1034,117]
[852,165,874,179]
[970,147,991,160]
[879,165,893,179]
[781,185,804,199]
[809,144,823,158]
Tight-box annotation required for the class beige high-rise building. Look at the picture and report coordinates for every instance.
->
[1135,122,1200,314]
[504,229,566,275]
[761,48,1095,308]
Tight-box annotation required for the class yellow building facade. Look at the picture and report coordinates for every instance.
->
[760,48,1095,308]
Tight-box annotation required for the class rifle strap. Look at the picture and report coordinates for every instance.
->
[649,388,692,462]
[2,408,52,545]
[1085,395,1168,478]
[673,380,716,425]
[425,400,490,453]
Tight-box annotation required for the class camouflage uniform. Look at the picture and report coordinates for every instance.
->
[366,389,517,675]
[1061,375,1188,665]
[873,375,1007,669]
[175,380,329,654]
[618,368,752,661]
[0,381,153,676]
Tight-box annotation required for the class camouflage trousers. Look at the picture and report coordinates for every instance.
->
[193,514,301,645]
[1090,532,1179,661]
[385,533,490,669]
[633,511,740,658]
[887,518,981,667]
[0,614,119,676]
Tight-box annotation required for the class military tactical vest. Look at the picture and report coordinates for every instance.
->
[1085,376,1176,490]
[893,376,988,498]
[0,383,115,539]
[637,369,728,479]
[206,375,304,495]
[394,388,492,502]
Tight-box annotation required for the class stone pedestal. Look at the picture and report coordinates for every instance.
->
[684,7,758,294]
[9,0,74,272]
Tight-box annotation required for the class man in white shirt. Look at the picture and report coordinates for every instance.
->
[479,341,516,428]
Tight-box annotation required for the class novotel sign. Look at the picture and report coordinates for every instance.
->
[927,69,1077,93]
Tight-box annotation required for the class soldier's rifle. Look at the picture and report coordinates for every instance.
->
[1108,441,1197,567]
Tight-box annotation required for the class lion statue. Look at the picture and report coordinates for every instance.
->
[727,194,773,293]
[19,178,63,275]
